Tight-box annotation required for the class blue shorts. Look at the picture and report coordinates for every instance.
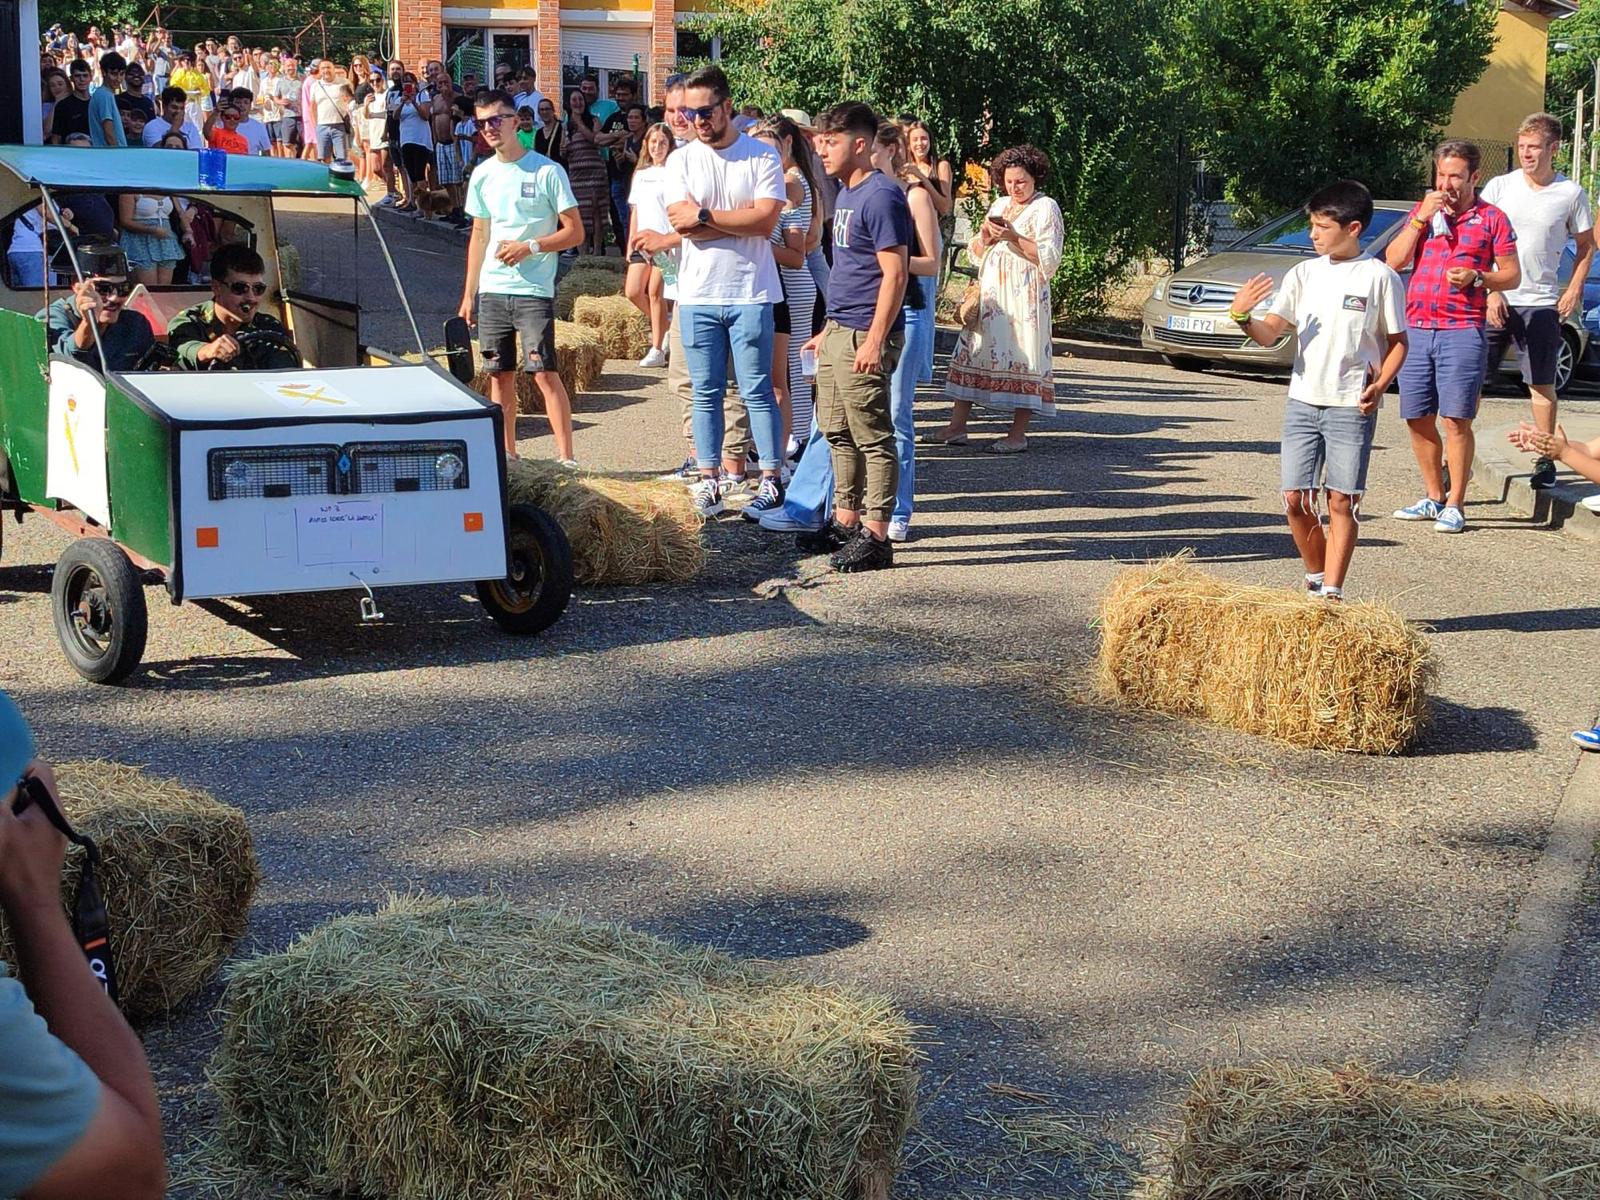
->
[315,123,348,161]
[1281,399,1376,496]
[1398,325,1488,421]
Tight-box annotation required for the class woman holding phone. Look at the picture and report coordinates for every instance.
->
[929,143,1063,454]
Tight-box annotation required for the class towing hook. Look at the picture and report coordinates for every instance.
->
[350,573,384,622]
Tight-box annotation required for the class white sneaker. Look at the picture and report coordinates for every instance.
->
[719,475,754,502]
[691,477,725,517]
[1582,494,1600,514]
[638,347,667,368]
[556,458,579,470]
[887,518,910,543]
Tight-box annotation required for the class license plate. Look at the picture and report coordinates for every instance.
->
[1166,314,1215,334]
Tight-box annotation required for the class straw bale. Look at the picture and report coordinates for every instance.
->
[465,321,607,412]
[211,894,921,1200]
[572,253,627,276]
[1095,555,1433,754]
[1162,1062,1600,1199]
[506,457,705,584]
[556,266,624,319]
[0,761,258,1021]
[573,292,653,360]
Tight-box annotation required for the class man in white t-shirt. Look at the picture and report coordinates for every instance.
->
[141,86,202,147]
[512,66,547,117]
[1230,181,1408,601]
[663,65,788,519]
[456,89,584,461]
[228,88,273,155]
[1480,111,1596,490]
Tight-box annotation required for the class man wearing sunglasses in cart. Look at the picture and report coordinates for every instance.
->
[42,244,154,373]
[169,243,299,370]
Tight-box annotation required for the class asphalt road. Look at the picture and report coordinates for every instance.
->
[4,219,1599,1195]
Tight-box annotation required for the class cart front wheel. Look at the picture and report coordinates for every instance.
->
[476,503,573,635]
[51,538,149,685]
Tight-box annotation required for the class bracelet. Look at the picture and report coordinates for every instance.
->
[1228,310,1251,324]
[1409,217,1426,231]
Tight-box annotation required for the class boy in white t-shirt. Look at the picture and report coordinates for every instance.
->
[1230,180,1408,601]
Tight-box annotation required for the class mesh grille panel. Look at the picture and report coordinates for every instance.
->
[208,445,340,500]
[346,440,469,494]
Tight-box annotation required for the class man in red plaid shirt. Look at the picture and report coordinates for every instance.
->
[1384,139,1520,534]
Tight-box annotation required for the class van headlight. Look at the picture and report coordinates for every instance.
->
[1153,277,1167,301]
[223,459,255,490]
[434,452,465,485]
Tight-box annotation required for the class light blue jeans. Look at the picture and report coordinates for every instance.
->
[679,303,783,472]
[776,276,937,527]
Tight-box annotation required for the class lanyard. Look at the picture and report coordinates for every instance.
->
[12,777,118,1005]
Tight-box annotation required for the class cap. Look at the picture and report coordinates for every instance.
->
[0,690,35,795]
[78,242,130,279]
[779,108,814,128]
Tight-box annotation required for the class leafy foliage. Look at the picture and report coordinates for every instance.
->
[38,0,388,62]
[1167,0,1499,223]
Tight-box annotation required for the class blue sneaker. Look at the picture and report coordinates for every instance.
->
[1393,497,1443,521]
[1433,505,1466,534]
[757,504,824,533]
[1572,727,1600,752]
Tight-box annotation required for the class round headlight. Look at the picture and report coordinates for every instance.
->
[223,459,254,489]
[435,452,464,484]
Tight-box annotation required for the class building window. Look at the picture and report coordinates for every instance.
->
[676,29,717,63]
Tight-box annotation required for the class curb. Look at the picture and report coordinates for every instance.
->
[372,204,468,249]
[1473,417,1600,542]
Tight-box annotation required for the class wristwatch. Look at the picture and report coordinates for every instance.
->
[1472,270,1485,289]
[525,238,540,256]
[697,206,712,227]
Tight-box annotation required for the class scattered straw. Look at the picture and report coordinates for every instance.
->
[573,293,653,360]
[210,894,921,1200]
[0,760,258,1021]
[1096,555,1433,754]
[506,457,706,585]
[556,266,624,320]
[1160,1061,1600,1199]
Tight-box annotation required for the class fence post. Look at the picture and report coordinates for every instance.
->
[1170,135,1188,272]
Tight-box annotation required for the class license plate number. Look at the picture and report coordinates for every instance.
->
[1166,314,1215,334]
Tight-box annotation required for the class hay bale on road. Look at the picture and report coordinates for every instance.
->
[573,293,652,360]
[466,321,607,412]
[0,761,258,1022]
[1096,555,1432,754]
[556,266,623,320]
[1162,1062,1600,1199]
[507,457,705,584]
[212,894,920,1200]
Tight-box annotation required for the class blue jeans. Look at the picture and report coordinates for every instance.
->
[679,303,783,471]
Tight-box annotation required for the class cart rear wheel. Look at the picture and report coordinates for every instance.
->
[51,538,148,685]
[476,503,573,635]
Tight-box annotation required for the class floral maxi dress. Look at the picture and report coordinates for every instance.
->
[945,193,1065,415]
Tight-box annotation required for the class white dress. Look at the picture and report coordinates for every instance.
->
[945,193,1065,414]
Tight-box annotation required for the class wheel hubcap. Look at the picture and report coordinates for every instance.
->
[64,566,113,657]
[492,538,546,614]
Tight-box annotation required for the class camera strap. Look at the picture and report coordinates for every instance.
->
[15,777,119,1006]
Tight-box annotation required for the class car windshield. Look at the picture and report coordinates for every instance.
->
[1237,208,1407,254]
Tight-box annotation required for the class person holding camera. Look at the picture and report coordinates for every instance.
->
[0,691,165,1200]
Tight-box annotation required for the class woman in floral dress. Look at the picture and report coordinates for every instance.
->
[929,144,1064,454]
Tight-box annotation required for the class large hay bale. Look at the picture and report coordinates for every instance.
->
[1162,1062,1600,1199]
[212,894,920,1200]
[507,456,705,584]
[1096,555,1432,754]
[0,761,258,1021]
[466,321,607,412]
[573,292,652,360]
[555,265,624,320]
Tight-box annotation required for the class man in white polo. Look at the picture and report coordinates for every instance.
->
[1481,111,1595,490]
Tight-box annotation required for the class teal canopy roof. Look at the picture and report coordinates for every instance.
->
[0,145,365,197]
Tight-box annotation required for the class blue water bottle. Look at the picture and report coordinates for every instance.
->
[197,148,228,190]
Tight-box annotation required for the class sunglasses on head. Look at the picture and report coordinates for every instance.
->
[685,104,721,123]
[227,280,268,297]
[94,280,132,298]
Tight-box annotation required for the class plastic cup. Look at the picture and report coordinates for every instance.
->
[800,346,818,377]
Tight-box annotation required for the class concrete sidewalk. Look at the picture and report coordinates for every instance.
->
[1474,412,1600,542]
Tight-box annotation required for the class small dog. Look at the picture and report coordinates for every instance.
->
[413,187,454,219]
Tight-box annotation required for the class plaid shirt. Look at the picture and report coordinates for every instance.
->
[1401,197,1516,330]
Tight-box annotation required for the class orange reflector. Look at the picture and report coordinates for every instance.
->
[463,512,484,532]
[196,527,219,548]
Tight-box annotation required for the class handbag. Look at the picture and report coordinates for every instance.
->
[957,281,982,331]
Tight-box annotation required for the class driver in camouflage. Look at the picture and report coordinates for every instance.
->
[168,243,300,370]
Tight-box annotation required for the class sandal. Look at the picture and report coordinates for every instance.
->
[987,438,1028,454]
[919,430,971,446]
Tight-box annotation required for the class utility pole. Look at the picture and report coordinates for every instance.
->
[1589,57,1599,186]
[1576,88,1586,191]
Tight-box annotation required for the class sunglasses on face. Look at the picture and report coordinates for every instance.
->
[685,104,721,123]
[226,280,268,297]
[480,113,512,129]
[94,280,132,298]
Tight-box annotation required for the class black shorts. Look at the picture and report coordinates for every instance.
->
[477,293,558,374]
[1488,304,1563,388]
[400,142,433,183]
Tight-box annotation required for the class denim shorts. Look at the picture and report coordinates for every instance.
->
[1487,305,1562,388]
[1398,325,1488,420]
[477,293,557,374]
[1281,398,1377,496]
[315,122,348,160]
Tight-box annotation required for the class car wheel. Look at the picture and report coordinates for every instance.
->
[1164,354,1211,372]
[1556,329,1581,396]
[476,503,574,635]
[51,538,148,685]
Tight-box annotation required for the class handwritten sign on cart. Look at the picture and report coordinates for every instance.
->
[295,502,383,566]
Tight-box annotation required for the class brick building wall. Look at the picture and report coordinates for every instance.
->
[395,0,443,71]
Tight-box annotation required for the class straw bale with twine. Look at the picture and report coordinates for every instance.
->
[1159,1061,1600,1198]
[506,457,705,585]
[0,760,258,1021]
[573,293,653,360]
[211,894,920,1200]
[1096,555,1433,754]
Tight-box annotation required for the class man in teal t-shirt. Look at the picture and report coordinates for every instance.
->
[458,88,584,463]
[88,52,129,146]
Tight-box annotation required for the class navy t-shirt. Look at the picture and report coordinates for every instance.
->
[827,170,911,332]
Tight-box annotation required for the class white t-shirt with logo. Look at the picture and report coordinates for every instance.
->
[628,164,678,301]
[1268,254,1405,408]
[237,117,272,155]
[1479,170,1593,308]
[663,133,787,305]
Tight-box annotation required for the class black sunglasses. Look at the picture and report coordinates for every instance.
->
[479,113,512,129]
[94,280,132,298]
[685,104,721,123]
[227,280,268,297]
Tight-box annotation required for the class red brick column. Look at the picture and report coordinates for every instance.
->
[537,6,562,102]
[650,0,676,99]
[395,0,441,70]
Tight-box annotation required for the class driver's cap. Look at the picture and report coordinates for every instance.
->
[0,690,36,794]
[78,241,130,280]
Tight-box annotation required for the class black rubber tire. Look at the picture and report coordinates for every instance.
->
[1555,329,1580,396]
[1164,354,1211,372]
[476,503,573,635]
[51,538,148,685]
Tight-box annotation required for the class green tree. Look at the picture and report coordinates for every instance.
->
[39,0,389,62]
[1169,0,1499,224]
[698,0,1178,316]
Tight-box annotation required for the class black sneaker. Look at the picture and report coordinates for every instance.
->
[1531,455,1557,490]
[831,529,894,573]
[796,520,857,555]
[741,476,785,522]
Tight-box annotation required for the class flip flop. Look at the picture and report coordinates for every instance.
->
[986,439,1028,454]
[918,431,971,446]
